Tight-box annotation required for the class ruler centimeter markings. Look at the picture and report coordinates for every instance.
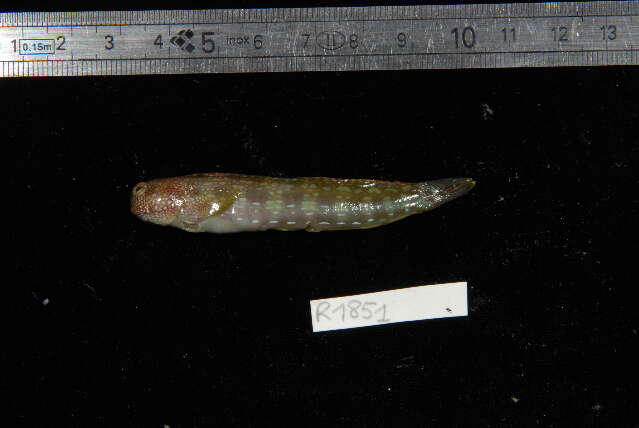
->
[0,1,637,77]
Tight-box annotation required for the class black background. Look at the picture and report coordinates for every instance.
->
[10,0,639,427]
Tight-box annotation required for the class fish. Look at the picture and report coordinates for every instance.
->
[130,173,475,233]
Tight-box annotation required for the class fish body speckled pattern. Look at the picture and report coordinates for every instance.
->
[130,173,475,233]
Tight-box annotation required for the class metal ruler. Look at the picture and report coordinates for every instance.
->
[0,1,637,77]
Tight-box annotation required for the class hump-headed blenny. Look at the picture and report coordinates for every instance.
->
[130,173,475,233]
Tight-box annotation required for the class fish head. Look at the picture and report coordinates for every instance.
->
[130,178,189,226]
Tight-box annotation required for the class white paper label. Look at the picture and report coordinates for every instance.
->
[310,281,468,332]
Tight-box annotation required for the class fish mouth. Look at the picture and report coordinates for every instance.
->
[130,182,148,217]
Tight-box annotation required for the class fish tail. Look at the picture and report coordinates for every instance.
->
[416,177,476,211]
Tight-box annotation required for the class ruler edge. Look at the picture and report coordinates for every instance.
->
[1,52,637,79]
[1,1,637,27]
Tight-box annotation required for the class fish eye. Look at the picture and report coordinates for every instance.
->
[133,183,146,194]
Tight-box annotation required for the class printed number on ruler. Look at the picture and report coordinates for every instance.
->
[5,19,636,59]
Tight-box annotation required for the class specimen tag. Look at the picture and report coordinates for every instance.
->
[310,281,468,332]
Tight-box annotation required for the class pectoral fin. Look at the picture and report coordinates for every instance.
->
[176,190,239,232]
[205,190,239,217]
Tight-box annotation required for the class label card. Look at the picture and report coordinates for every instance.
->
[310,282,468,332]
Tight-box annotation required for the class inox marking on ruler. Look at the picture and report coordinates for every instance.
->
[0,1,637,77]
